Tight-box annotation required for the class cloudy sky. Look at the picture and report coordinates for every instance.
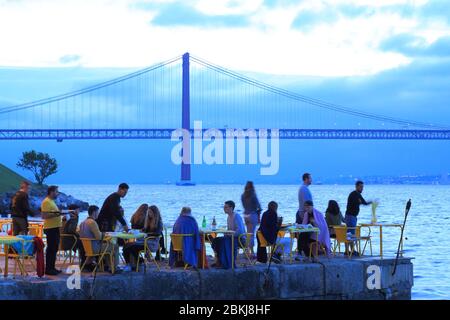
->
[0,0,449,184]
[1,0,449,76]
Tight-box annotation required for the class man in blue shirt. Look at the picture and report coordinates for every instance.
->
[211,200,245,269]
[296,173,313,223]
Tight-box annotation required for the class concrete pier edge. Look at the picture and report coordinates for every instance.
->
[0,257,413,300]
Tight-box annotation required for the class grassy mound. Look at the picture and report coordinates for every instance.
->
[0,163,30,193]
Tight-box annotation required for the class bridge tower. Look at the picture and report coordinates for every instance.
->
[177,52,195,186]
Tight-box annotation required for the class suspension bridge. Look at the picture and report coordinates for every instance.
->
[1,52,449,183]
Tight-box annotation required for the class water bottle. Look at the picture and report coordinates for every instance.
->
[202,216,207,229]
[211,216,217,231]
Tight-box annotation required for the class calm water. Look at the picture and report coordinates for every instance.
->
[60,184,449,300]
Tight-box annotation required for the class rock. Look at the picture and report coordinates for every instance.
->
[0,187,89,216]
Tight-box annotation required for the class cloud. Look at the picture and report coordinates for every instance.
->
[150,2,250,28]
[59,54,81,64]
[418,0,450,23]
[380,33,450,57]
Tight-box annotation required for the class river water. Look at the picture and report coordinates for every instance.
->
[59,184,448,300]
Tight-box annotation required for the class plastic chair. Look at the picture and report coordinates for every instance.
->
[257,231,284,263]
[79,237,113,274]
[137,235,161,272]
[332,226,360,258]
[170,233,193,270]
[28,224,43,238]
[58,234,78,267]
[238,233,254,266]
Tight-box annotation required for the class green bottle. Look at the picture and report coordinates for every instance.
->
[202,216,207,229]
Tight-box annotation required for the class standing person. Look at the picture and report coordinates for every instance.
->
[345,181,372,234]
[241,181,261,255]
[296,173,313,224]
[11,180,34,235]
[96,183,130,233]
[295,173,313,258]
[40,185,62,275]
[345,181,372,255]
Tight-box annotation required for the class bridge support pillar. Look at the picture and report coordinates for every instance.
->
[177,52,195,186]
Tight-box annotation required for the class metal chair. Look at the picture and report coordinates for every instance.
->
[238,233,254,266]
[79,237,113,275]
[137,235,161,272]
[332,226,360,258]
[356,226,373,256]
[170,233,193,270]
[58,233,78,267]
[9,237,36,277]
[256,231,284,263]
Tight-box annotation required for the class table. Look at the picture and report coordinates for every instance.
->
[200,229,235,269]
[0,236,22,277]
[104,232,146,273]
[284,226,320,263]
[359,223,403,258]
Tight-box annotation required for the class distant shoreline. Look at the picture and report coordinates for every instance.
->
[54,182,450,186]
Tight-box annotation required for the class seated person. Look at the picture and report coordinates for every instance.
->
[256,201,290,264]
[130,203,168,257]
[325,200,344,238]
[78,205,120,273]
[130,204,148,229]
[169,207,201,269]
[60,204,85,263]
[298,200,331,260]
[123,205,163,271]
[211,200,246,269]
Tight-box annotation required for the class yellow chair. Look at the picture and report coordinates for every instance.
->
[79,237,113,274]
[58,234,78,267]
[170,233,193,270]
[28,224,44,238]
[355,226,372,256]
[9,238,36,277]
[137,236,161,272]
[257,231,284,262]
[332,226,359,258]
[238,233,254,266]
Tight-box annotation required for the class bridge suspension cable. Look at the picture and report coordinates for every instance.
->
[0,55,181,115]
[190,55,450,130]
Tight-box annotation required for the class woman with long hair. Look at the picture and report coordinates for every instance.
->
[241,181,261,255]
[130,204,149,230]
[123,205,164,271]
[324,200,344,238]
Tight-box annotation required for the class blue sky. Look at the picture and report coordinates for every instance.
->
[0,0,449,184]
